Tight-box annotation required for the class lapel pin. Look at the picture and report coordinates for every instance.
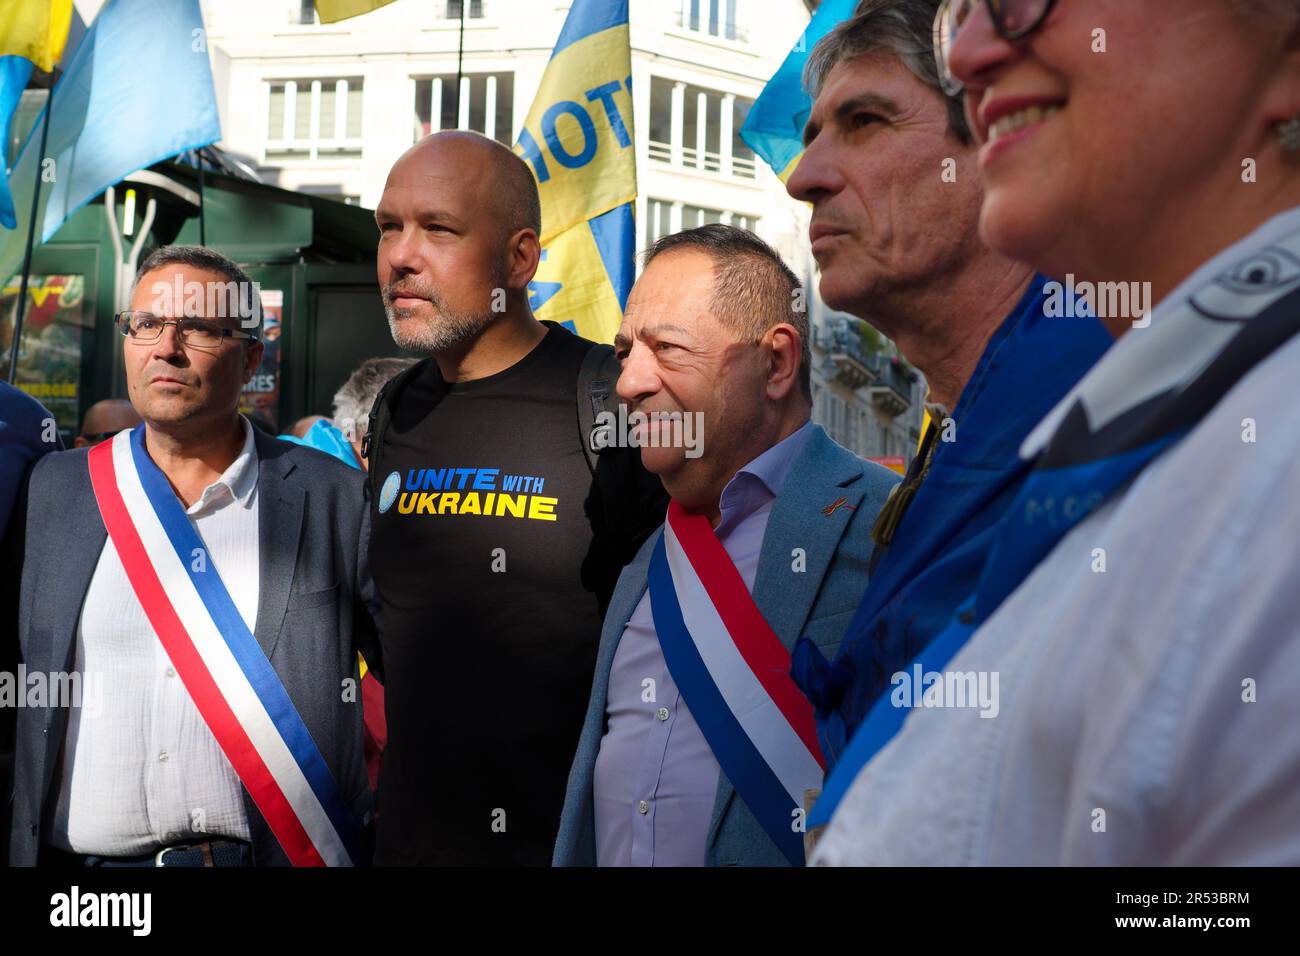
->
[822,497,855,517]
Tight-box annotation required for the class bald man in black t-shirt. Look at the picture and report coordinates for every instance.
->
[367,131,665,865]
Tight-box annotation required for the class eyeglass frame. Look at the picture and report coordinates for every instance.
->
[78,431,122,445]
[115,310,261,348]
[933,0,1059,96]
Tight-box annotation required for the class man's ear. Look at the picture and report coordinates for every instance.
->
[764,323,804,401]
[508,228,542,291]
[1262,9,1300,127]
[242,340,265,383]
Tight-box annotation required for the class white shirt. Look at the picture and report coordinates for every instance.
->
[812,217,1300,866]
[47,418,261,855]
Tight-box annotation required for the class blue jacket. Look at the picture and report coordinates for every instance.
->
[793,275,1114,766]
[553,425,897,866]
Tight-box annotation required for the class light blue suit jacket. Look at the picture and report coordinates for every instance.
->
[553,424,898,866]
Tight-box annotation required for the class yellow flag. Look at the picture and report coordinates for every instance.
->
[313,0,398,24]
[0,0,73,72]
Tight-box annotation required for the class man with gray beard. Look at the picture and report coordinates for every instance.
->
[364,131,666,865]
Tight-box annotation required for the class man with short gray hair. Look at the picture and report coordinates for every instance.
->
[554,224,897,867]
[9,244,380,867]
[280,357,417,470]
[332,358,416,465]
[785,0,1113,811]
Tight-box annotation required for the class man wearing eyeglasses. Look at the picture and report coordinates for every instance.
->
[784,0,1110,825]
[7,245,381,868]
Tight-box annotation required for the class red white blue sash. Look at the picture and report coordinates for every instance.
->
[648,501,826,865]
[87,426,357,867]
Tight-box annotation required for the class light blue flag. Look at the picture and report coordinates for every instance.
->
[1,0,220,281]
[739,0,857,181]
[0,54,34,229]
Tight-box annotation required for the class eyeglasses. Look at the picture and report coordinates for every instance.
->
[79,431,119,445]
[933,0,1058,95]
[115,311,260,348]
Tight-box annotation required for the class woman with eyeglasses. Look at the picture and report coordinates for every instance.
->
[810,0,1300,865]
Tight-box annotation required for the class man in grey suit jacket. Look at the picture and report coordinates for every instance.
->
[554,225,896,867]
[5,245,378,867]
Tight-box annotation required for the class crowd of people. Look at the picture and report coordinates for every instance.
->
[2,0,1298,867]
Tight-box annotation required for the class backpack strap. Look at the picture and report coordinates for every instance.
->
[576,342,621,476]
[362,359,426,499]
[364,343,619,490]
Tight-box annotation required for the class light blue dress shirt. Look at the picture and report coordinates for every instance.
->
[593,421,815,866]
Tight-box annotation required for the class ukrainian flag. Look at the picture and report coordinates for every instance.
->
[740,0,856,182]
[0,0,72,230]
[514,0,636,344]
[0,0,221,285]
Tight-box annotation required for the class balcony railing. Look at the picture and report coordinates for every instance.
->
[818,321,877,391]
[815,320,916,418]
[682,145,721,173]
[648,140,758,179]
[867,353,915,419]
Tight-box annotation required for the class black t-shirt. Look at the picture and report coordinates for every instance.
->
[369,323,656,865]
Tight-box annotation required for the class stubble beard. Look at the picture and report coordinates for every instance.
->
[384,267,508,354]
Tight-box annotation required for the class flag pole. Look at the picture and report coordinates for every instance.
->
[197,148,206,246]
[455,0,465,124]
[7,83,54,385]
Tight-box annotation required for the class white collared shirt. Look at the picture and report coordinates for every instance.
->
[47,418,261,855]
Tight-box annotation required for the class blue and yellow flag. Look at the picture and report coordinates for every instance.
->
[0,0,73,229]
[0,0,220,283]
[514,0,636,344]
[740,0,856,182]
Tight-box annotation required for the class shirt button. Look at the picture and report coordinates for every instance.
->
[656,707,670,721]
[158,752,170,762]
[166,666,176,678]
[637,800,649,814]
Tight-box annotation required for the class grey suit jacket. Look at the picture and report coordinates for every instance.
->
[553,424,898,866]
[4,429,380,867]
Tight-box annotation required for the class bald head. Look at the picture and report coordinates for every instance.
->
[76,398,142,447]
[376,130,546,355]
[394,131,540,244]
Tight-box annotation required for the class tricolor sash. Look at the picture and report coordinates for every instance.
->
[648,501,825,865]
[87,426,357,866]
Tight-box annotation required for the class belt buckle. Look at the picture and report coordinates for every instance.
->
[154,844,193,867]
